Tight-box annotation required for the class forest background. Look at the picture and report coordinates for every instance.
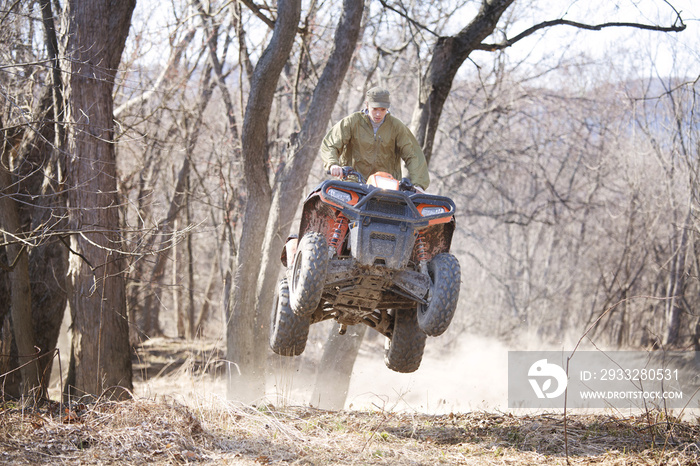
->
[0,0,699,413]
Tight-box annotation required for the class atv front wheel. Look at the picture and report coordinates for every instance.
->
[270,278,310,356]
[289,232,329,317]
[417,253,461,337]
[384,308,427,373]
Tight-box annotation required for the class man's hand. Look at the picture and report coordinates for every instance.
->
[329,165,344,177]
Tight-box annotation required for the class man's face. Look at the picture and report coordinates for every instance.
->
[367,105,388,124]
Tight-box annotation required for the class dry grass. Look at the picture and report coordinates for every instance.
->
[0,396,698,465]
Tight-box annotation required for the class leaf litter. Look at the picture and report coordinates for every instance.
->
[0,396,699,465]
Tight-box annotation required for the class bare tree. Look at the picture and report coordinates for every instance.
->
[0,120,41,400]
[0,0,68,401]
[227,0,302,402]
[61,0,136,400]
[629,76,699,348]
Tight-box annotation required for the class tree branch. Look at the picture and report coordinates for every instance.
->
[58,235,94,270]
[377,0,439,37]
[114,27,196,118]
[477,18,686,51]
[0,243,26,271]
[238,0,276,29]
[238,0,307,33]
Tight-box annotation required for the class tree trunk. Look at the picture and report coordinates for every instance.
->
[0,126,41,401]
[0,0,69,400]
[311,323,367,410]
[174,217,184,338]
[664,209,691,346]
[227,0,301,403]
[186,177,196,340]
[1,83,69,400]
[195,240,221,337]
[409,0,515,164]
[62,0,136,400]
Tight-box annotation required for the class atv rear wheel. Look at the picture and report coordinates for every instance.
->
[417,253,461,337]
[289,232,329,317]
[384,308,427,373]
[270,278,310,356]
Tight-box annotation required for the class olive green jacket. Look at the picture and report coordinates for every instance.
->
[320,111,430,189]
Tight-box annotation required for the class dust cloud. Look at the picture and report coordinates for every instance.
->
[342,334,510,414]
[123,326,558,415]
[266,331,524,414]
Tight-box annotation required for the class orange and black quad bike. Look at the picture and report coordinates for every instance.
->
[270,167,460,373]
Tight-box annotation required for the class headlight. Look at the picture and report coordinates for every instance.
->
[327,188,353,203]
[369,174,400,191]
[420,206,447,216]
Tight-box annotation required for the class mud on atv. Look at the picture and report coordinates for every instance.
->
[270,167,460,373]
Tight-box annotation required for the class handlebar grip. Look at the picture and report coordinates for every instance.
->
[326,166,366,184]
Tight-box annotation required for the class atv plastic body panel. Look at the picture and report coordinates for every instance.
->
[290,179,456,335]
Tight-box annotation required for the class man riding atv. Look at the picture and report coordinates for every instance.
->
[321,86,429,192]
[269,88,460,373]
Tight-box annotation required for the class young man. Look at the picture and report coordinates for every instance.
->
[320,87,430,192]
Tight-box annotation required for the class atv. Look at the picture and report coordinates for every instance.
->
[270,167,460,373]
